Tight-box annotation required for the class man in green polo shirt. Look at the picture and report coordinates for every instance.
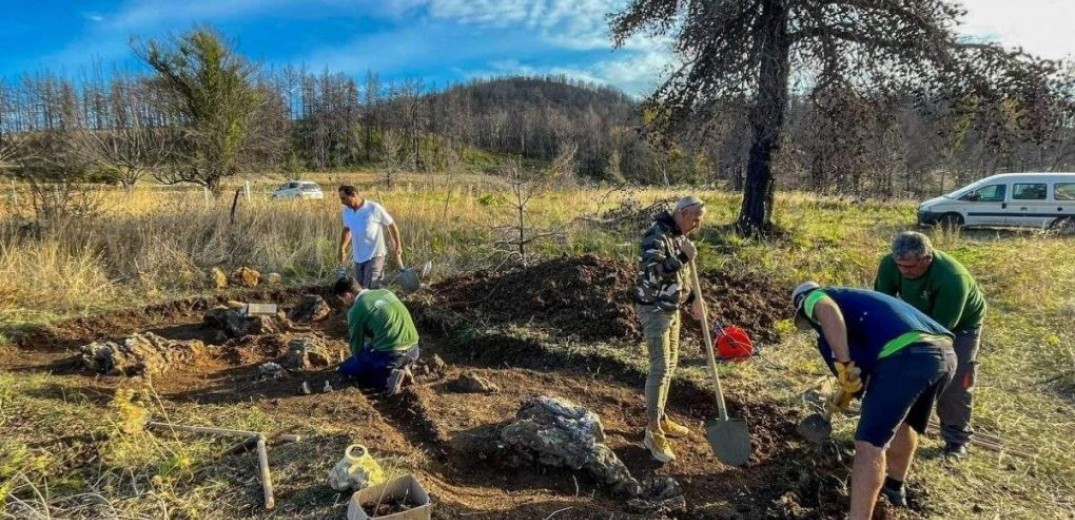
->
[333,277,421,396]
[874,231,986,459]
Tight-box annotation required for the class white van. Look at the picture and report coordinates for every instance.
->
[917,172,1075,232]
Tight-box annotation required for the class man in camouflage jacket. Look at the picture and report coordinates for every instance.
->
[634,195,706,463]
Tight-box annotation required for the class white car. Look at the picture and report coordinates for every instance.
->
[917,172,1075,231]
[272,181,324,200]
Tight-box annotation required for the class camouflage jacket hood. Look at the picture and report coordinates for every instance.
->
[634,211,692,310]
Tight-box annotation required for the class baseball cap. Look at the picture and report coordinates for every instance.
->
[791,281,821,329]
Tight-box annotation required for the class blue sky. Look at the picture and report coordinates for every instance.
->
[1,0,1073,97]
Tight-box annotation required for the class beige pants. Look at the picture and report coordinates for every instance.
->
[637,304,681,425]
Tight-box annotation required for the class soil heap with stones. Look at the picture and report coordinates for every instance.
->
[430,255,788,344]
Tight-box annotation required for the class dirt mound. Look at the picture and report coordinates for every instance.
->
[431,255,787,344]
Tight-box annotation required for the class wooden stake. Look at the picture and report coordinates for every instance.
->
[256,435,275,510]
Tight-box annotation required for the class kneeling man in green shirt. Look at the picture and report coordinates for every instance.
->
[874,231,986,458]
[333,277,421,396]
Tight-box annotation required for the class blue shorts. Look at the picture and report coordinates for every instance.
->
[856,344,957,448]
[339,345,420,390]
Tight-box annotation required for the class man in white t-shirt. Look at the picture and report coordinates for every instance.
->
[338,185,402,289]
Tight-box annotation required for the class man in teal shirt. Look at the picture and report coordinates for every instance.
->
[874,231,986,458]
[333,277,420,396]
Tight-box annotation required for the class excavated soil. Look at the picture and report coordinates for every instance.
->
[1,259,921,519]
[430,255,788,344]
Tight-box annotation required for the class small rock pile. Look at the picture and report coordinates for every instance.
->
[80,332,205,376]
[281,336,345,370]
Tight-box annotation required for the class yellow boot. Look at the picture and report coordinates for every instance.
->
[661,417,691,439]
[644,429,676,463]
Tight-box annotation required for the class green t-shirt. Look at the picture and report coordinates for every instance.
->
[874,250,986,331]
[347,289,419,355]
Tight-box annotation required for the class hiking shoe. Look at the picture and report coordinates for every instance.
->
[385,367,411,397]
[660,417,691,439]
[643,429,676,463]
[880,484,908,508]
[944,442,968,460]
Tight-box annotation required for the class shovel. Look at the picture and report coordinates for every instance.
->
[797,387,846,445]
[689,260,752,467]
[798,366,858,445]
[394,253,421,293]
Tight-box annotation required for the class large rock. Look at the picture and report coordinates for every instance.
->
[80,333,204,376]
[289,294,331,322]
[203,306,247,337]
[281,336,342,370]
[230,267,261,288]
[498,396,641,497]
[265,272,283,285]
[204,307,280,338]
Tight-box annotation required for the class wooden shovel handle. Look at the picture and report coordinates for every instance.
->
[689,259,730,421]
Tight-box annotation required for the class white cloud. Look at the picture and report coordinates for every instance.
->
[958,0,1075,60]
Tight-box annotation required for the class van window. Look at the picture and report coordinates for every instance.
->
[1013,183,1047,200]
[960,184,1006,202]
[1056,183,1075,201]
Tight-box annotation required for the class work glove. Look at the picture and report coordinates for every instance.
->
[834,361,863,396]
[825,387,855,414]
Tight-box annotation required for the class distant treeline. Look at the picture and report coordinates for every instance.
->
[2,37,1073,201]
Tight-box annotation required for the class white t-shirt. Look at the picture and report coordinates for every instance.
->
[342,201,395,263]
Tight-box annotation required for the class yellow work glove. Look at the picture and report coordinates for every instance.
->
[826,387,854,414]
[835,361,863,395]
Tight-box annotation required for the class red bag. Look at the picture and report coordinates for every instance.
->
[713,324,753,361]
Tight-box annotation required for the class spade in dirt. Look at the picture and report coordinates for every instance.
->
[798,391,841,445]
[689,260,752,467]
[393,253,428,294]
[798,366,859,444]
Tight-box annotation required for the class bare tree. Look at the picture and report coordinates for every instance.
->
[497,145,576,266]
[611,0,1066,235]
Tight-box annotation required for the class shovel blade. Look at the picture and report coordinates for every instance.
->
[705,418,751,467]
[397,269,420,293]
[797,413,833,445]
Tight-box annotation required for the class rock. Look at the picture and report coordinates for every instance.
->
[323,381,334,393]
[281,336,341,370]
[80,332,204,376]
[203,306,247,338]
[413,353,447,382]
[265,272,283,285]
[300,381,312,395]
[447,372,500,393]
[245,315,278,335]
[204,307,285,338]
[259,362,284,378]
[209,268,228,289]
[230,267,261,288]
[497,396,639,496]
[289,294,331,322]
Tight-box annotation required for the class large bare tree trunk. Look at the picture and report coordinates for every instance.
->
[737,0,791,236]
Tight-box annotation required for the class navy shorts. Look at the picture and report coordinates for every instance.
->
[856,344,957,448]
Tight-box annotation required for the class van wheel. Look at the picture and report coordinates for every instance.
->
[1050,217,1075,235]
[939,213,964,231]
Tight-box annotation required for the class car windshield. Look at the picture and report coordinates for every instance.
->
[943,186,973,199]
